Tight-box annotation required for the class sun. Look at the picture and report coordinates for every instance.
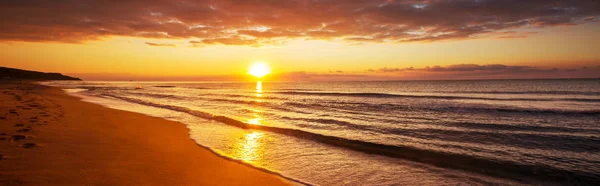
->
[248,62,271,78]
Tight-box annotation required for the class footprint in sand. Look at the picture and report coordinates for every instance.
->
[21,143,37,148]
[17,128,31,133]
[0,116,6,120]
[0,154,3,160]
[14,123,24,127]
[30,116,39,123]
[11,135,26,141]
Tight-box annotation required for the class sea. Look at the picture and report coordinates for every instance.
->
[42,79,600,185]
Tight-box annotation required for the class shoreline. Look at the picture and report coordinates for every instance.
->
[61,84,314,186]
[0,81,293,185]
[89,84,598,185]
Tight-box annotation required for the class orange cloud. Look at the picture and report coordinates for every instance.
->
[145,42,176,47]
[368,64,600,80]
[1,0,599,45]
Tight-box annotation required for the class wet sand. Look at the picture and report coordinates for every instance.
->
[0,81,291,185]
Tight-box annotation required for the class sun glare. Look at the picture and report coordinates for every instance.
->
[248,62,271,78]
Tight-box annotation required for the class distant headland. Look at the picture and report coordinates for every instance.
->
[0,66,81,81]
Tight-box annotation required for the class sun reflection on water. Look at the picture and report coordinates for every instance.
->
[247,81,264,125]
[247,117,261,125]
[231,81,269,165]
[256,81,263,93]
[232,131,265,164]
[232,81,264,164]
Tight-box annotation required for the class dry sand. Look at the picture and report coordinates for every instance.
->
[0,81,291,185]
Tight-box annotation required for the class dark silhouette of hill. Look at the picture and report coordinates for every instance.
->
[0,67,81,80]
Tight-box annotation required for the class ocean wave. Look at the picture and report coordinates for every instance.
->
[281,100,600,116]
[279,116,378,132]
[447,122,600,134]
[438,90,600,96]
[153,85,177,88]
[276,88,323,91]
[466,107,600,116]
[389,128,600,153]
[182,97,313,114]
[202,93,289,101]
[98,93,599,185]
[149,85,211,89]
[276,91,600,102]
[128,92,180,99]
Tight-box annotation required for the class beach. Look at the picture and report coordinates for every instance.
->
[2,1,599,185]
[0,81,291,185]
[44,80,599,185]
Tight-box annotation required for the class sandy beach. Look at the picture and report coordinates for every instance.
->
[0,81,291,185]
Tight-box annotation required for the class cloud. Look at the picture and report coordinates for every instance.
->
[425,64,539,72]
[497,35,528,39]
[145,42,175,47]
[189,37,261,46]
[369,64,600,79]
[372,64,554,73]
[0,0,599,45]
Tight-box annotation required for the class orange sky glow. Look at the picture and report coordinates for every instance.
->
[1,0,599,81]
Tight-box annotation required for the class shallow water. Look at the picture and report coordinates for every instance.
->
[46,79,600,185]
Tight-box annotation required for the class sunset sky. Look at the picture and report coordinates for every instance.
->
[1,0,599,81]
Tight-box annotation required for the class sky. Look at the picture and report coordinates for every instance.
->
[1,0,599,81]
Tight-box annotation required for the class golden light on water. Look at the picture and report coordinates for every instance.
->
[235,82,267,162]
[256,81,263,93]
[248,62,271,78]
[232,131,265,164]
[247,81,264,125]
[247,117,261,125]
